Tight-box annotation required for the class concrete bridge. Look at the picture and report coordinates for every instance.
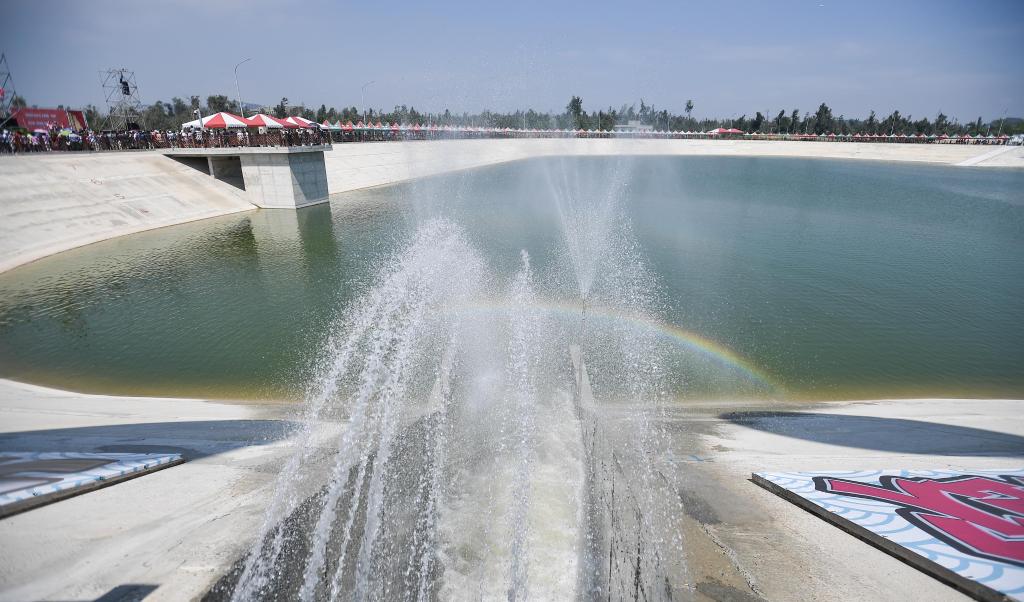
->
[164,145,331,209]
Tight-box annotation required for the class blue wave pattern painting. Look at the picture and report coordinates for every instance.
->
[0,451,182,510]
[756,469,1024,600]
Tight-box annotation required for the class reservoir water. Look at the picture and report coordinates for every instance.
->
[1,156,1021,402]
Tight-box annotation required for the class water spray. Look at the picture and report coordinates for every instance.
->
[580,296,588,341]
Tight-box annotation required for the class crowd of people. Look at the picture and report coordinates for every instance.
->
[0,124,331,154]
[0,121,1016,155]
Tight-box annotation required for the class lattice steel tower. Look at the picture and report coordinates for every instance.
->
[0,53,18,128]
[100,68,145,130]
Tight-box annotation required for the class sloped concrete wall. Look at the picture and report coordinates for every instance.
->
[322,138,1014,194]
[0,152,255,273]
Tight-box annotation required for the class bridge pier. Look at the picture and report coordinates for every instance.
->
[165,145,332,209]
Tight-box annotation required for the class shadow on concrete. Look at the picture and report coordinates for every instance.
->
[93,584,159,601]
[167,154,210,175]
[43,583,159,602]
[721,411,1024,457]
[0,420,298,460]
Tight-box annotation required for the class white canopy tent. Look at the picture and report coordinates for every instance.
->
[180,112,251,129]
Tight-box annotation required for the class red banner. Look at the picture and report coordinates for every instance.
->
[11,108,71,130]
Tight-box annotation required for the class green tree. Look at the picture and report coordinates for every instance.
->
[751,111,765,132]
[912,116,932,135]
[206,95,237,113]
[143,101,173,130]
[170,97,189,120]
[273,97,288,118]
[865,110,877,133]
[813,102,834,134]
[789,109,800,133]
[883,110,902,134]
[775,109,787,132]
[10,94,27,109]
[566,95,584,128]
[639,98,649,124]
[83,104,105,129]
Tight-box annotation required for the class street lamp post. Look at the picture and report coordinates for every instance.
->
[361,80,376,123]
[234,58,252,117]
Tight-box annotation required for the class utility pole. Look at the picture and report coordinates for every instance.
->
[361,80,375,123]
[234,58,252,117]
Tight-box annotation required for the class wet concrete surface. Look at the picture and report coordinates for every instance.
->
[2,376,1020,601]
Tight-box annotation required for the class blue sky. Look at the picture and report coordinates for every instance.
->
[5,0,1023,121]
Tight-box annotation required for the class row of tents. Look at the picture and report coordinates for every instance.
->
[181,112,321,129]
[181,112,1012,143]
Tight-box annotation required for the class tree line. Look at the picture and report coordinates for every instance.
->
[13,92,1019,136]
[559,97,1020,137]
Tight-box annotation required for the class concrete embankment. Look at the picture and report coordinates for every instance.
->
[1,140,1020,273]
[0,151,255,273]
[323,138,1024,191]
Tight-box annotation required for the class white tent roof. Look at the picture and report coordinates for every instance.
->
[180,112,251,129]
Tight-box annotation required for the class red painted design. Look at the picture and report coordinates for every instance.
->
[814,474,1024,567]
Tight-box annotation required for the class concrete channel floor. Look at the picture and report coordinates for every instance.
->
[0,377,1020,601]
[671,398,1024,601]
[0,380,301,602]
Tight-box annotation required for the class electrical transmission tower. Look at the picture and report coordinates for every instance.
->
[0,53,18,128]
[100,68,144,130]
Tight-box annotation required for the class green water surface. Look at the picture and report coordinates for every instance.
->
[0,156,1021,401]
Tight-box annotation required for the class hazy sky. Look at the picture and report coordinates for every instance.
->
[6,0,1023,121]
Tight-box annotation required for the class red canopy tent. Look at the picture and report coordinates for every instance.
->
[183,112,250,129]
[708,127,744,135]
[284,116,317,128]
[247,114,294,129]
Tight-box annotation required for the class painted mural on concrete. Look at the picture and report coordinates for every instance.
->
[755,469,1024,602]
[0,451,183,516]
